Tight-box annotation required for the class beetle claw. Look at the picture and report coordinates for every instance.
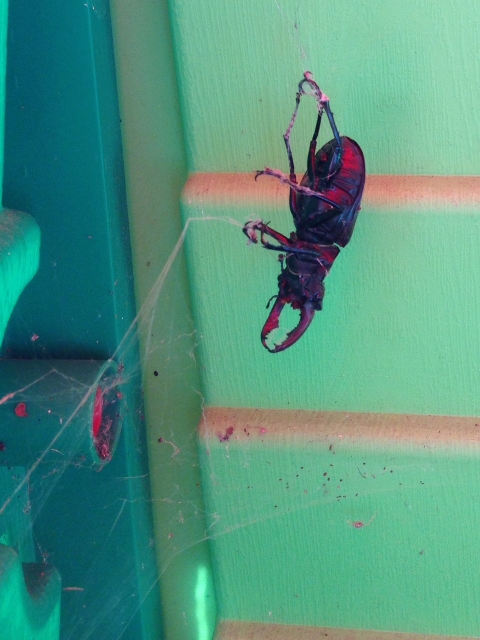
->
[243,220,264,243]
[261,299,315,353]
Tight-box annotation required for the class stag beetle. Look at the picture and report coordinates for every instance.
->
[243,72,365,353]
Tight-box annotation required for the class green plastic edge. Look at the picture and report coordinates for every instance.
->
[168,0,480,176]
[199,430,480,636]
[109,2,217,640]
[0,211,41,346]
[0,545,61,640]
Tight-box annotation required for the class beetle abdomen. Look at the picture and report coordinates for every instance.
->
[297,137,365,247]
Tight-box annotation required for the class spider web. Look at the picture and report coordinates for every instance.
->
[0,201,359,640]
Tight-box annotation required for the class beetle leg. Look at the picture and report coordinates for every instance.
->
[323,102,343,179]
[306,111,322,187]
[259,224,293,252]
[283,83,303,180]
[243,220,294,252]
[257,167,342,209]
[301,71,343,179]
[243,219,263,243]
[257,224,333,259]
[261,299,315,353]
[323,102,341,148]
[283,85,303,220]
[284,81,322,216]
[286,110,323,222]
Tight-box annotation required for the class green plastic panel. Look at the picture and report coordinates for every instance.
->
[105,1,480,638]
[199,411,480,636]
[181,187,480,415]
[169,0,480,176]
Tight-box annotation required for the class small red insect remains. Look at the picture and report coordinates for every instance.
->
[244,72,365,352]
[219,426,234,442]
[347,513,377,528]
[14,402,28,417]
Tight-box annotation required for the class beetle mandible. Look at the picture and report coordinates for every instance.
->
[243,72,366,353]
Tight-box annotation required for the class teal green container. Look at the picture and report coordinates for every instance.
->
[2,1,162,638]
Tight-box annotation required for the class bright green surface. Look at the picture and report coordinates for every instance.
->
[173,0,480,415]
[0,546,60,640]
[114,1,480,637]
[200,434,480,636]
[0,470,60,638]
[0,0,7,204]
[182,199,480,416]
[169,0,480,176]
[0,211,40,346]
[110,2,217,639]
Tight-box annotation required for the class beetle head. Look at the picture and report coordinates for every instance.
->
[260,262,326,353]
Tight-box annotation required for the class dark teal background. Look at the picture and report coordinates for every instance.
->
[2,2,161,638]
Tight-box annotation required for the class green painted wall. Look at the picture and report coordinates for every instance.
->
[112,0,480,637]
[173,1,480,415]
[170,0,480,176]
[182,196,480,415]
[172,0,480,635]
[200,430,480,637]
